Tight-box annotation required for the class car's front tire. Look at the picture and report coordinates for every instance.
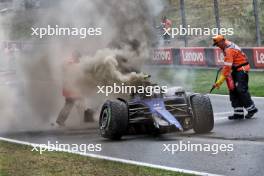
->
[191,94,214,133]
[99,100,128,140]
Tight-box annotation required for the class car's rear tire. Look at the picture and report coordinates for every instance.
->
[99,100,128,140]
[191,94,214,133]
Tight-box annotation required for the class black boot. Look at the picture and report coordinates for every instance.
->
[228,114,244,120]
[245,108,258,119]
[229,107,244,120]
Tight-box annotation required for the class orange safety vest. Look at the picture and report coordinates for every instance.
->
[164,19,172,29]
[222,41,250,77]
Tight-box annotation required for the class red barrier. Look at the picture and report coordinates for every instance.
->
[214,48,224,66]
[253,48,264,68]
[153,48,173,65]
[152,47,264,69]
[180,48,206,66]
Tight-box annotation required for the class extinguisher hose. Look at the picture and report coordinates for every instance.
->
[209,67,222,93]
[215,67,223,83]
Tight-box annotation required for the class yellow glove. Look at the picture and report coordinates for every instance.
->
[214,74,226,89]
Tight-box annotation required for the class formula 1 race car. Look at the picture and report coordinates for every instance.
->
[99,80,214,140]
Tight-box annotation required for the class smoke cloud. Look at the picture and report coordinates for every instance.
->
[0,0,164,132]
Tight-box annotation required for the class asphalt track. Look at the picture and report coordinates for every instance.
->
[1,94,264,176]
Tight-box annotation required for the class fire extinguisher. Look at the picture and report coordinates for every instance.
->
[226,74,235,91]
[210,67,235,93]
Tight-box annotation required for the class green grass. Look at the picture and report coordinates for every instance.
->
[151,67,264,97]
[0,141,192,176]
[163,0,264,46]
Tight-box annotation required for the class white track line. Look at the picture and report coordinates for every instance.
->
[214,112,232,116]
[214,112,232,121]
[0,137,222,176]
[214,117,228,121]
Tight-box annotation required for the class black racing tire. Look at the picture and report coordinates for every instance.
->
[191,94,214,133]
[99,100,128,140]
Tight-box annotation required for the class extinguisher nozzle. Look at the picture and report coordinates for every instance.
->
[209,86,215,94]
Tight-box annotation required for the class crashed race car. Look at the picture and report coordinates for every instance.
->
[99,76,214,140]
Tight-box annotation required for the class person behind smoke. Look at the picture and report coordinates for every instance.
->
[56,50,93,127]
[156,16,172,44]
